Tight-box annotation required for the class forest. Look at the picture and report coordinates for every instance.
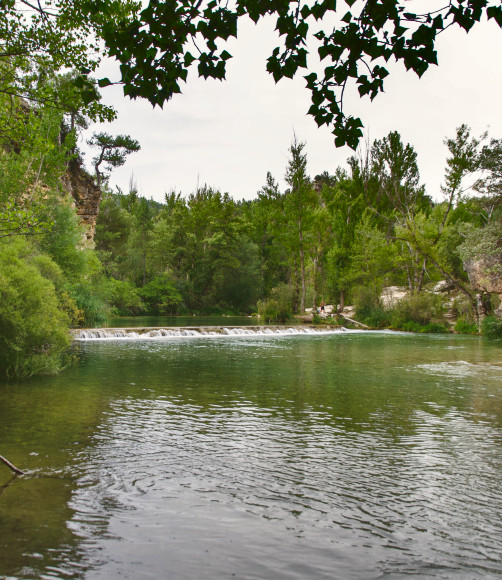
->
[1,0,501,379]
[1,87,501,380]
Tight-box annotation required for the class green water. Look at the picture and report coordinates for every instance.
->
[103,315,260,328]
[1,330,501,579]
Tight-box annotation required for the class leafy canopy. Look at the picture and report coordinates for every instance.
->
[99,0,502,148]
[1,1,500,149]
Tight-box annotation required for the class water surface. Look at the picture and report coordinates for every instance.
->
[1,331,501,579]
[103,315,260,328]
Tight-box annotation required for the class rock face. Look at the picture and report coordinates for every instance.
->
[380,286,407,308]
[464,258,502,294]
[464,258,502,317]
[63,158,101,246]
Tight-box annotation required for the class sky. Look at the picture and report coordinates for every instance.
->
[80,14,502,203]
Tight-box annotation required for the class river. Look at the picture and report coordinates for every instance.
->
[1,325,501,579]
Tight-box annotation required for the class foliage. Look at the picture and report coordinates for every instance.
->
[98,0,501,149]
[481,316,502,340]
[257,283,294,323]
[458,220,502,271]
[0,0,134,121]
[87,132,140,187]
[390,292,445,328]
[283,137,317,312]
[454,318,479,335]
[104,278,143,315]
[0,239,71,378]
[139,275,183,315]
[400,321,449,334]
[350,215,395,297]
[68,282,110,327]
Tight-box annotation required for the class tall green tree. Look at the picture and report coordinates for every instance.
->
[284,137,317,313]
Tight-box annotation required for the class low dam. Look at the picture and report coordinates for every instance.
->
[72,325,354,340]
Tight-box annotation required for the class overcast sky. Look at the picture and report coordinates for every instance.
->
[81,15,502,203]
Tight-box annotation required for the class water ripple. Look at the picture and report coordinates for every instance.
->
[66,396,502,579]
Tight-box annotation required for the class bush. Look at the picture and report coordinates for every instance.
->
[353,285,380,319]
[401,321,449,334]
[68,282,110,327]
[353,286,389,328]
[0,240,71,378]
[455,318,479,335]
[402,320,423,333]
[257,283,294,323]
[104,278,143,315]
[482,316,502,340]
[450,295,475,321]
[423,322,449,334]
[140,275,183,314]
[390,292,444,328]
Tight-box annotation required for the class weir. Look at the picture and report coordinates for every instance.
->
[72,325,356,340]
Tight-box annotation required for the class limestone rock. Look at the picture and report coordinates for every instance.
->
[464,257,502,318]
[380,286,407,308]
[62,158,101,247]
[464,258,502,294]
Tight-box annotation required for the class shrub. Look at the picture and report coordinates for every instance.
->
[353,286,389,328]
[402,320,423,333]
[364,307,391,328]
[68,282,110,327]
[257,283,294,323]
[140,275,183,315]
[455,318,479,335]
[482,316,502,340]
[450,295,476,321]
[104,278,143,315]
[423,322,449,334]
[401,321,449,334]
[258,298,280,323]
[353,285,380,320]
[391,292,444,328]
[0,240,71,378]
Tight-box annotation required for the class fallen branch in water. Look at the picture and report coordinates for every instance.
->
[0,454,25,475]
[337,313,370,329]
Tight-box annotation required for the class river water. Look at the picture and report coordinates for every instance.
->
[1,327,501,579]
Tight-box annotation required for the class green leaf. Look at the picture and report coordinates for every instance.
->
[487,5,502,26]
[98,78,113,88]
[184,52,196,67]
[81,89,98,105]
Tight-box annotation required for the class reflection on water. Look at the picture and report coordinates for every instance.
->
[103,315,260,328]
[1,332,501,579]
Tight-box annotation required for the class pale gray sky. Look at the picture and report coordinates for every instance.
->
[81,15,502,203]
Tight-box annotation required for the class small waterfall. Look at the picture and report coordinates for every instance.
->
[72,325,355,341]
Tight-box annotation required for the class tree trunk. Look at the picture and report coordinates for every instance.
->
[416,257,427,293]
[312,256,318,311]
[299,221,306,313]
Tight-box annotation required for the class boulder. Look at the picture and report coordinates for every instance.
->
[380,286,407,308]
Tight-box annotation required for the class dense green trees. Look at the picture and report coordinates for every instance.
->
[90,127,500,331]
[0,2,499,380]
[1,117,501,379]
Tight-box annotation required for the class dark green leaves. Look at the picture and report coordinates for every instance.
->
[95,0,499,149]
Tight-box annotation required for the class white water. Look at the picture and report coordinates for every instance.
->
[72,325,362,341]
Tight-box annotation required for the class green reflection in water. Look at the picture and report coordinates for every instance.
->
[0,331,501,579]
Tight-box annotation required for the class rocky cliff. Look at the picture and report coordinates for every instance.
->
[464,256,502,317]
[63,158,102,246]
